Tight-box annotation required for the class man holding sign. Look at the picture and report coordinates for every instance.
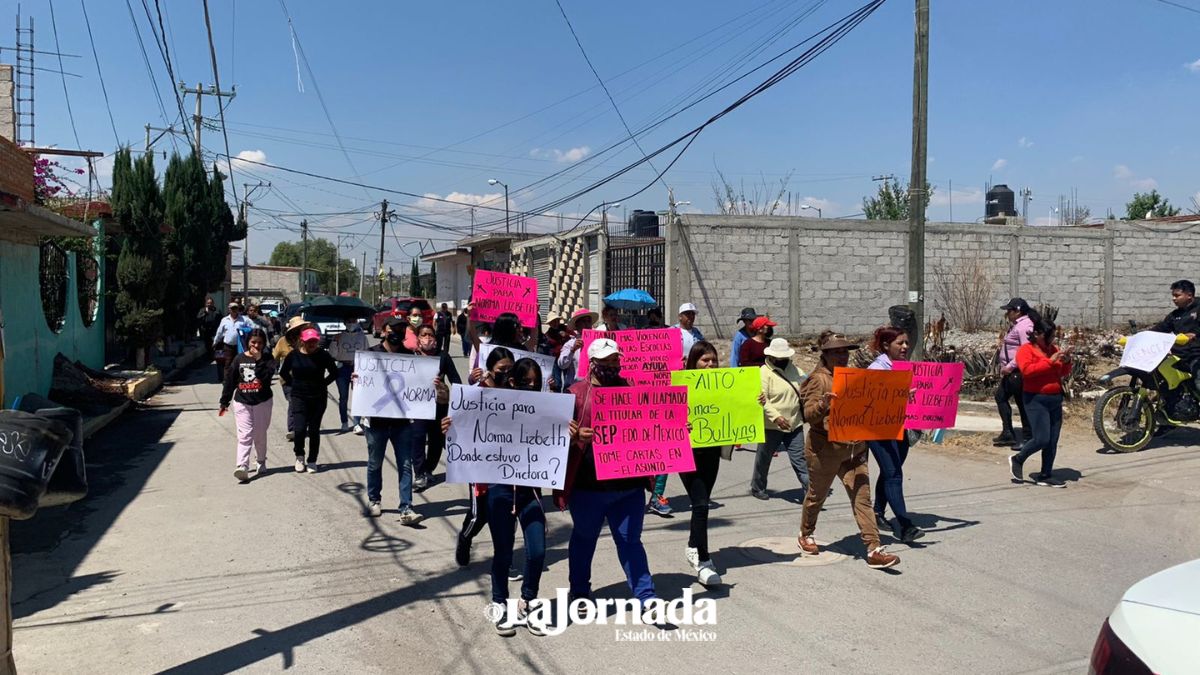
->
[797,332,900,570]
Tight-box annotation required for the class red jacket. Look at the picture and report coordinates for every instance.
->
[1016,342,1071,395]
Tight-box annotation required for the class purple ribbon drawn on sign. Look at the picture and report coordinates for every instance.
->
[371,372,409,414]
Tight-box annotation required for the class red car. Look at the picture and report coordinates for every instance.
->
[372,297,434,337]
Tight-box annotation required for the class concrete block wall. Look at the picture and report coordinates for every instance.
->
[0,132,33,202]
[0,66,13,143]
[1110,220,1200,326]
[511,225,599,321]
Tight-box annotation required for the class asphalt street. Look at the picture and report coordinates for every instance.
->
[10,346,1200,674]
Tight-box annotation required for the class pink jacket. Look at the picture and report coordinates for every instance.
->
[1001,315,1033,373]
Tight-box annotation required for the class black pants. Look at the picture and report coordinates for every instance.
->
[1014,393,1063,476]
[677,447,721,561]
[458,486,489,542]
[418,403,448,476]
[281,384,294,433]
[436,331,451,355]
[289,395,326,463]
[995,371,1030,437]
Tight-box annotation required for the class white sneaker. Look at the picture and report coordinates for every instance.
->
[697,560,722,586]
[294,459,305,473]
[353,424,364,435]
[252,461,266,476]
[399,507,423,526]
[233,465,249,482]
[684,546,700,572]
[491,602,517,637]
[368,502,382,518]
[305,463,318,474]
[518,599,548,637]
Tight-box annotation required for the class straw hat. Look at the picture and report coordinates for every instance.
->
[285,316,312,338]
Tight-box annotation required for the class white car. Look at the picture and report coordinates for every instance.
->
[1090,558,1200,674]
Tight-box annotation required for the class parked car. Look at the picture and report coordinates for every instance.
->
[372,297,433,337]
[281,302,308,323]
[1089,558,1199,674]
[301,309,349,349]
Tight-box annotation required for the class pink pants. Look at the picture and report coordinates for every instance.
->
[233,399,273,467]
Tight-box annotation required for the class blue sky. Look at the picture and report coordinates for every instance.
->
[19,0,1200,271]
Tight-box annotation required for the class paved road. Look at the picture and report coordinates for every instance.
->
[10,348,1200,674]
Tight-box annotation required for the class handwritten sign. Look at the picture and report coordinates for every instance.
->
[577,328,683,385]
[827,367,913,442]
[470,270,538,326]
[893,361,963,430]
[591,385,694,479]
[479,343,556,391]
[444,384,573,488]
[1120,331,1177,373]
[671,367,765,445]
[350,351,441,420]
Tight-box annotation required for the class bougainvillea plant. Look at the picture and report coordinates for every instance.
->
[32,155,86,203]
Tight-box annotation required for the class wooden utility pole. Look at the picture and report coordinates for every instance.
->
[359,252,366,297]
[178,82,236,154]
[906,0,930,359]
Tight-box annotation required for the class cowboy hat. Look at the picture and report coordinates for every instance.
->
[818,332,860,351]
[570,308,599,328]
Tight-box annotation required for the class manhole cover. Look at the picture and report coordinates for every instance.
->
[734,537,851,567]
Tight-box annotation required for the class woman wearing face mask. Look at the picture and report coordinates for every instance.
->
[797,331,899,570]
[456,348,515,568]
[279,327,339,473]
[467,310,536,377]
[738,316,776,368]
[677,341,730,586]
[442,357,559,637]
[750,338,810,501]
[219,328,276,483]
[866,326,923,543]
[412,324,462,491]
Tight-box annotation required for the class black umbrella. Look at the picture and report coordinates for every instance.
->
[303,295,376,320]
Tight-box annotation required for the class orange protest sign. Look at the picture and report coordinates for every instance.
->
[827,367,913,443]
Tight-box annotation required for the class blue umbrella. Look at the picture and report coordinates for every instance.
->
[603,288,657,311]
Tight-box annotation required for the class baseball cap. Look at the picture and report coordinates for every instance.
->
[384,316,408,331]
[678,302,698,315]
[587,338,621,360]
[300,328,321,343]
[750,316,777,331]
[738,307,758,323]
[1000,297,1030,313]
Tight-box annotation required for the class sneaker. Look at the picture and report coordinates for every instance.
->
[490,602,517,637]
[647,495,672,517]
[455,534,471,567]
[399,507,423,526]
[517,599,548,637]
[797,535,819,555]
[684,547,701,572]
[353,424,364,435]
[992,430,1015,446]
[252,460,266,476]
[696,560,722,586]
[414,473,429,492]
[285,431,294,442]
[899,525,926,543]
[340,422,351,433]
[1008,455,1024,483]
[1030,472,1066,488]
[874,512,890,531]
[234,465,250,482]
[305,463,318,473]
[866,545,900,569]
[294,458,305,473]
[368,502,382,518]
[508,566,523,582]
[750,489,769,501]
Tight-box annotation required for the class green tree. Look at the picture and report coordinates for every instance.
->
[409,259,422,297]
[110,148,166,359]
[267,238,358,295]
[1124,190,1180,220]
[862,179,934,220]
[426,260,437,299]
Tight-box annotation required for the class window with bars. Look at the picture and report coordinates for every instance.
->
[39,241,68,333]
[77,253,99,327]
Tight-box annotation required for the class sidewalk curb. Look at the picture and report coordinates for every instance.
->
[82,400,131,440]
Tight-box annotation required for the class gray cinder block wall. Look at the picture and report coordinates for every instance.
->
[665,214,1194,339]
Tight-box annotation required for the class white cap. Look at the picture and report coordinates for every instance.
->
[587,337,621,360]
[678,302,698,314]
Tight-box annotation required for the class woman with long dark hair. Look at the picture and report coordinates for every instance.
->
[219,328,276,482]
[456,347,516,568]
[467,310,536,378]
[1009,319,1072,488]
[866,326,923,543]
[678,340,725,586]
[412,323,462,491]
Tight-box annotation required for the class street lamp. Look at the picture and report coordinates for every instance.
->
[601,201,622,225]
[488,178,510,235]
[799,204,822,218]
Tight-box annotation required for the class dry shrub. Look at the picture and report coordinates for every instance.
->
[931,252,994,332]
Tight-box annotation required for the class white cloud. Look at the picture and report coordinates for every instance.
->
[529,146,591,163]
[1132,177,1159,191]
[1018,137,1034,148]
[930,186,985,208]
[991,158,1008,171]
[1113,164,1134,180]
[231,150,269,170]
[796,196,836,215]
[1185,58,1200,73]
[1113,164,1158,191]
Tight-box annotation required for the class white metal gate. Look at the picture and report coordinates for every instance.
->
[532,250,552,316]
[587,251,601,312]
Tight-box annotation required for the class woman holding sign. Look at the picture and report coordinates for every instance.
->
[678,341,726,586]
[866,326,924,543]
[797,332,900,570]
[750,338,810,501]
[413,324,462,491]
[1008,319,1072,488]
[442,357,554,637]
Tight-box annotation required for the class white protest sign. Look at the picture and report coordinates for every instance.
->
[350,351,441,420]
[1120,331,1177,373]
[479,343,556,391]
[444,384,574,489]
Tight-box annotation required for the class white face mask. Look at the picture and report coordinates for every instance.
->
[479,336,492,344]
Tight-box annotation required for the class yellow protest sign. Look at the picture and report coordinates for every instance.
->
[671,367,765,446]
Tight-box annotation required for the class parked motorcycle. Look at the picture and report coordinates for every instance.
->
[1094,333,1195,452]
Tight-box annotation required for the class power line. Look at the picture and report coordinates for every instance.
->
[1149,0,1200,15]
[124,0,173,141]
[79,0,121,146]
[47,0,80,148]
[147,0,195,148]
[202,0,240,209]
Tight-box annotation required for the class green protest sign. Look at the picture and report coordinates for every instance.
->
[670,367,765,446]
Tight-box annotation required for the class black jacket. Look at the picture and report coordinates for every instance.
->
[1151,299,1200,357]
[220,353,277,407]
[280,348,339,399]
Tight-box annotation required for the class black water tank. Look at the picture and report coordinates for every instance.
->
[986,184,1016,218]
[627,210,659,237]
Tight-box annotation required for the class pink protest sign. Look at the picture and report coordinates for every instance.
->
[576,328,683,385]
[893,361,964,430]
[470,270,538,326]
[591,385,694,480]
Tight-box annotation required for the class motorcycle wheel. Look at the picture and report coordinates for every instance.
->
[1093,386,1155,453]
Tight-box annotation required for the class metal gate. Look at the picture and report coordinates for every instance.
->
[531,249,552,316]
[587,252,601,313]
[606,237,664,308]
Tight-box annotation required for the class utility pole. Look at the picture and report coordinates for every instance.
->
[1020,187,1033,227]
[377,200,396,302]
[239,202,249,296]
[300,219,309,302]
[359,252,366,297]
[178,82,236,154]
[906,0,930,359]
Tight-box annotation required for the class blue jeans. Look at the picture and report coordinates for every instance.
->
[335,363,359,427]
[1014,393,1063,476]
[568,488,656,602]
[461,336,471,358]
[365,422,416,508]
[750,427,809,496]
[487,485,546,604]
[868,439,911,528]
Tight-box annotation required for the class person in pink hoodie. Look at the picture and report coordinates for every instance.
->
[994,298,1039,448]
